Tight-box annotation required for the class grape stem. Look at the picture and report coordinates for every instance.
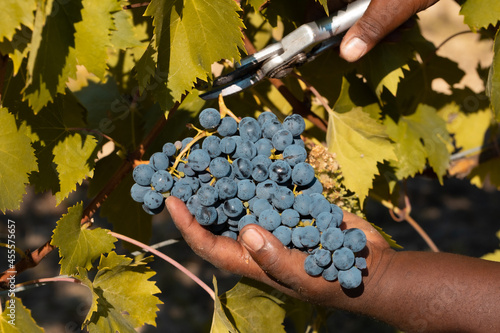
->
[218,94,240,123]
[109,231,216,300]
[0,276,82,296]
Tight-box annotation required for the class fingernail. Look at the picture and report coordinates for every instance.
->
[241,228,265,252]
[342,37,367,62]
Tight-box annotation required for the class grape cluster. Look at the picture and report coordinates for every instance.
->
[130,107,367,289]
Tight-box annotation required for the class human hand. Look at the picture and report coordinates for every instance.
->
[166,196,395,308]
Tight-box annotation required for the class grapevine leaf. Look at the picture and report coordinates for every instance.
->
[467,156,500,190]
[110,7,145,50]
[439,103,492,152]
[487,30,500,122]
[385,104,451,182]
[0,25,31,75]
[23,0,82,113]
[460,0,500,30]
[81,252,162,331]
[0,108,38,213]
[135,42,158,96]
[0,297,44,333]
[145,0,245,103]
[0,0,36,42]
[211,276,238,333]
[53,133,98,204]
[51,202,117,276]
[327,78,396,206]
[73,0,121,80]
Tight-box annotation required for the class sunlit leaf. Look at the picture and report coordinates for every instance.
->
[460,0,500,30]
[0,108,38,213]
[51,202,117,276]
[487,30,500,122]
[0,0,36,42]
[0,297,44,333]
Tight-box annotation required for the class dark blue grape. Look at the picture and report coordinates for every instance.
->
[218,117,238,136]
[220,136,237,155]
[223,198,244,218]
[162,142,177,157]
[330,204,343,227]
[199,108,221,129]
[235,140,257,159]
[255,179,278,200]
[178,163,196,177]
[262,118,283,139]
[253,198,273,216]
[258,209,281,231]
[304,254,324,276]
[292,162,315,186]
[299,177,323,195]
[314,248,332,267]
[186,195,202,215]
[321,227,344,251]
[187,149,210,172]
[293,193,312,217]
[171,183,193,202]
[273,225,292,246]
[252,164,269,182]
[257,111,277,127]
[142,201,165,215]
[255,138,274,157]
[209,157,231,178]
[151,170,174,193]
[149,152,170,170]
[271,186,295,210]
[281,208,300,227]
[178,176,200,192]
[315,211,335,232]
[282,144,307,167]
[322,264,339,281]
[309,194,331,218]
[343,228,367,253]
[283,114,306,136]
[355,257,367,270]
[332,247,355,270]
[196,170,213,183]
[181,137,199,151]
[130,183,150,203]
[221,230,238,240]
[291,227,304,248]
[232,158,253,179]
[252,154,272,168]
[195,205,218,226]
[272,129,293,151]
[268,160,292,184]
[215,204,228,225]
[143,190,165,210]
[338,266,362,289]
[239,117,261,142]
[298,225,320,248]
[238,214,258,230]
[202,135,222,158]
[215,177,237,200]
[237,179,256,201]
[133,164,155,186]
[197,184,219,206]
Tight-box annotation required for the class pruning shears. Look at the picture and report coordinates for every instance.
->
[200,0,371,100]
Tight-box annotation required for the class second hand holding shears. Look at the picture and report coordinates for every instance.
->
[200,0,371,100]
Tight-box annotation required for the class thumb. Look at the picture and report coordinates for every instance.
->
[339,0,437,62]
[239,225,309,288]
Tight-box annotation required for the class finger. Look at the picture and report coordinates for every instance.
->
[339,0,437,62]
[165,196,258,275]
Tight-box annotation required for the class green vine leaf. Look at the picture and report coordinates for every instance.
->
[460,0,500,31]
[487,30,500,122]
[385,104,451,182]
[327,78,396,206]
[51,202,117,276]
[52,133,98,204]
[22,0,82,113]
[0,108,38,213]
[0,0,36,42]
[145,0,245,104]
[78,252,163,332]
[211,276,238,333]
[0,297,44,333]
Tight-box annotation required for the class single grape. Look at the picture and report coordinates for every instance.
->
[218,117,238,136]
[272,129,293,151]
[314,248,333,267]
[268,160,292,184]
[197,184,219,206]
[281,209,300,227]
[321,227,344,251]
[178,163,196,177]
[283,114,306,136]
[330,204,344,227]
[143,190,165,210]
[343,228,367,253]
[238,214,258,230]
[271,186,295,210]
[220,136,237,155]
[298,225,320,248]
[149,152,170,171]
[322,264,339,281]
[171,183,193,202]
[355,257,367,270]
[187,149,210,172]
[237,179,256,201]
[130,183,150,203]
[255,138,274,157]
[291,227,305,248]
[209,157,232,178]
[293,193,312,217]
[186,195,202,215]
[251,164,269,182]
[215,204,228,225]
[239,117,261,142]
[299,177,323,195]
[257,111,277,127]
[255,179,278,200]
[232,158,253,179]
[338,266,362,289]
[150,170,174,193]
[202,135,222,158]
[273,225,292,246]
[252,199,273,217]
[315,211,335,232]
[304,254,324,276]
[309,194,331,218]
[251,154,272,168]
[215,177,238,200]
[132,164,155,186]
[178,176,200,193]
[332,247,355,270]
[235,140,257,160]
[282,144,307,167]
[162,142,177,157]
[196,170,213,183]
[195,205,218,226]
[262,119,283,139]
[223,198,244,218]
[292,162,315,186]
[258,209,281,231]
[199,108,221,129]
[221,230,238,240]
